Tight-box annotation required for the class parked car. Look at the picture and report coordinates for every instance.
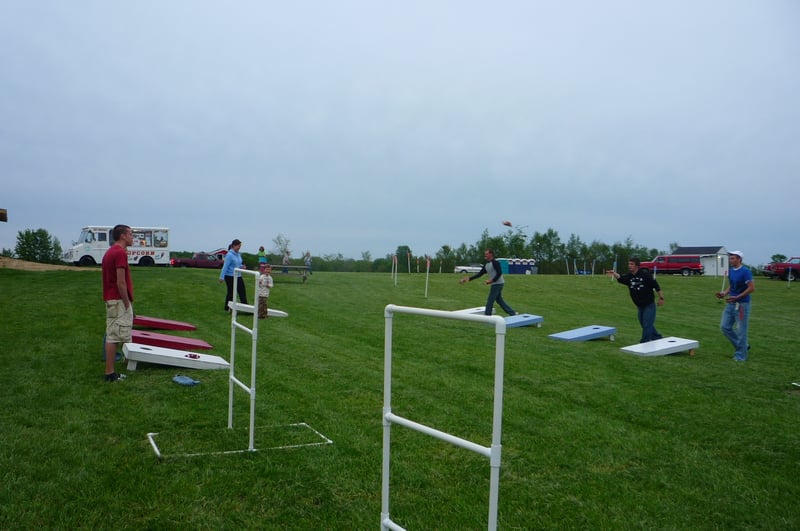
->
[763,257,800,281]
[639,255,704,276]
[454,264,483,274]
[170,252,225,268]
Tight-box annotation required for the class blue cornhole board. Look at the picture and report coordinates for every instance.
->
[549,325,616,342]
[505,314,544,328]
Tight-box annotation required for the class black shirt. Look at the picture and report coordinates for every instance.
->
[617,269,661,307]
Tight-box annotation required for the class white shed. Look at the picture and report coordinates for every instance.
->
[672,246,728,277]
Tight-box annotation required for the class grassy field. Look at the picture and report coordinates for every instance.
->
[1,267,799,529]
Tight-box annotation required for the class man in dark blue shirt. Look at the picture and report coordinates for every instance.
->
[717,250,755,361]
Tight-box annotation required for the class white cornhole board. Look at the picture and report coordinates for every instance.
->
[453,307,540,327]
[454,306,495,315]
[505,314,544,328]
[123,343,230,371]
[549,325,616,342]
[620,336,699,357]
[228,301,288,317]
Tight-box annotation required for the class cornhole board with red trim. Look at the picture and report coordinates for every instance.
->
[133,315,197,331]
[130,330,213,351]
[123,343,228,371]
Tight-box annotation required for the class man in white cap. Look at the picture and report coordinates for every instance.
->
[717,250,755,361]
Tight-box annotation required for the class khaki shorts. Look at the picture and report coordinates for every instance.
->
[106,300,134,343]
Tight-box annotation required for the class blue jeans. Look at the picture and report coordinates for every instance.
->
[485,283,516,316]
[721,301,750,360]
[637,303,662,343]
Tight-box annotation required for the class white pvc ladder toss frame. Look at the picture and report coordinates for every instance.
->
[381,304,507,531]
[146,267,333,458]
[227,267,261,451]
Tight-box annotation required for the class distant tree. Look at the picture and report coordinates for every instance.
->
[615,236,638,259]
[770,254,787,263]
[669,242,680,254]
[1,247,13,258]
[272,234,291,257]
[393,245,411,259]
[503,227,528,258]
[15,228,63,264]
[564,233,587,262]
[349,251,372,272]
[435,244,454,272]
[529,228,564,273]
[393,245,413,272]
[475,229,507,257]
[609,237,660,266]
[372,256,393,273]
[586,240,612,271]
[453,243,470,264]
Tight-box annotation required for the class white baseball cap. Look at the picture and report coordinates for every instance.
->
[728,250,744,259]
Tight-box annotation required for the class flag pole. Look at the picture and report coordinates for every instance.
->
[424,255,431,298]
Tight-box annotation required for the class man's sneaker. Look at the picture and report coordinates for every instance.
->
[104,372,127,382]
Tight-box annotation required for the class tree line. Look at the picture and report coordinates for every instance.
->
[6,227,775,273]
[258,227,666,274]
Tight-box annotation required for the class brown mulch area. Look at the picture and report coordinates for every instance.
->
[0,257,92,272]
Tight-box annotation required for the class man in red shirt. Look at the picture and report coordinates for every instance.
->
[102,225,134,382]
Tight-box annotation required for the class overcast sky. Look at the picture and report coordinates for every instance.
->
[1,1,797,265]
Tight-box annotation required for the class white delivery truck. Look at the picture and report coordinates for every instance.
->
[64,226,170,266]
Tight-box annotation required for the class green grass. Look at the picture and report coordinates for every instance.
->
[1,268,799,529]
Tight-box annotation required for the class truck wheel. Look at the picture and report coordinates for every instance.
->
[681,268,690,277]
[786,270,797,282]
[139,256,155,267]
[78,256,95,267]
